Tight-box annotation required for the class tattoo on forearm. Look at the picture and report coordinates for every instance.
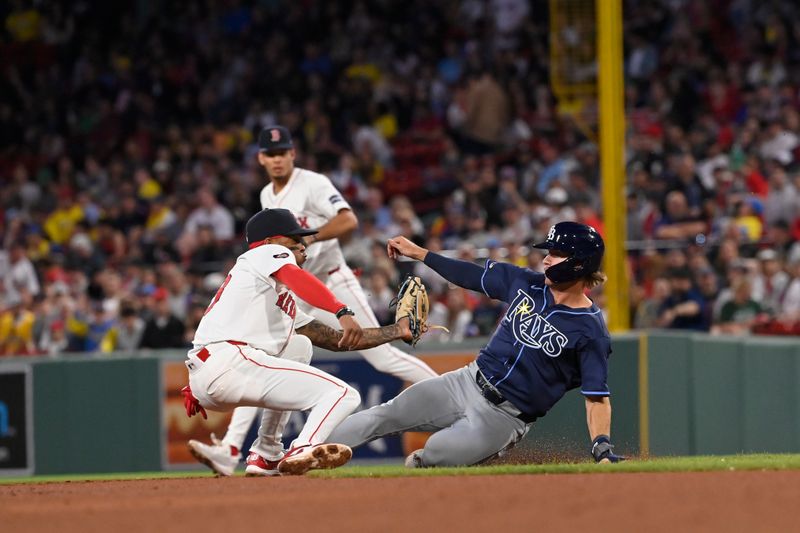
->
[359,323,402,350]
[296,321,342,351]
[296,320,402,351]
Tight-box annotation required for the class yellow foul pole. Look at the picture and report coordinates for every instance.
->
[596,0,629,331]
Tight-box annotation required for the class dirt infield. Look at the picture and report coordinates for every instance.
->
[2,470,799,532]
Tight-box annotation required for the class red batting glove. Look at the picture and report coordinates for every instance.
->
[180,385,207,419]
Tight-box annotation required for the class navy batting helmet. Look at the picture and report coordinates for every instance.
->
[531,222,605,283]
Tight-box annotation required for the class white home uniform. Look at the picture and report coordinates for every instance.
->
[261,167,437,381]
[186,243,360,460]
[217,168,438,455]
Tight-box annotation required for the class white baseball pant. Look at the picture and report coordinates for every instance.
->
[186,335,360,459]
[220,264,437,455]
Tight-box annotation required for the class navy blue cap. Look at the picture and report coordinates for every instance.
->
[246,208,317,245]
[258,126,293,152]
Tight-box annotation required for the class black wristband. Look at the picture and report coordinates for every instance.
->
[336,306,355,319]
[592,435,611,446]
[591,434,612,461]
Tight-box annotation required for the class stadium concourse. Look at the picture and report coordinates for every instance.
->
[2,0,800,356]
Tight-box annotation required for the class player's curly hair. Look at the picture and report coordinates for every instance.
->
[585,270,607,289]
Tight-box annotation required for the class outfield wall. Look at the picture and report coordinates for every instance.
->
[0,332,798,475]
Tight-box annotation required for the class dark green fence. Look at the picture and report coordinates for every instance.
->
[32,357,162,474]
[1,332,798,475]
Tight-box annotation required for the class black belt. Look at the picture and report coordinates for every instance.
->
[475,370,536,424]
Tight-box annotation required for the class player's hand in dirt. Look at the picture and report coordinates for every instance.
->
[338,314,363,349]
[387,236,428,261]
[591,435,626,463]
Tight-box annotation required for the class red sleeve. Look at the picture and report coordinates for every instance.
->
[273,264,346,315]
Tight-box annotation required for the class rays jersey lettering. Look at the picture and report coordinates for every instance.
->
[505,289,568,357]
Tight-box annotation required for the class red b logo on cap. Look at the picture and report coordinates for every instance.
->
[270,129,281,142]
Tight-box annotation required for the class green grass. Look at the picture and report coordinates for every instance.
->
[312,453,800,478]
[3,454,800,485]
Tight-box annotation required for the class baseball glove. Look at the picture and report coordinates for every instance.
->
[390,276,447,347]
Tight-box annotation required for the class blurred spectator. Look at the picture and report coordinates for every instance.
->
[2,0,800,353]
[780,260,800,322]
[114,303,145,352]
[711,280,764,335]
[751,249,790,314]
[1,243,40,305]
[657,267,708,331]
[457,69,510,155]
[654,190,707,240]
[177,188,235,257]
[634,277,671,329]
[0,295,37,355]
[139,289,186,349]
[365,270,395,326]
[66,299,116,353]
[426,288,475,344]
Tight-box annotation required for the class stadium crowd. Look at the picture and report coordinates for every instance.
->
[1,0,800,356]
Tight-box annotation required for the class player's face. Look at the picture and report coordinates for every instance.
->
[258,149,296,180]
[272,235,307,266]
[542,250,569,286]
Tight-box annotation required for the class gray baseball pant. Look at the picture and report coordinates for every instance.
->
[327,361,530,466]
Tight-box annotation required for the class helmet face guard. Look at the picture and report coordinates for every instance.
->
[532,222,605,283]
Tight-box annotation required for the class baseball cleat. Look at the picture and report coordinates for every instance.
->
[277,443,352,476]
[188,434,240,477]
[245,452,282,477]
[404,449,424,468]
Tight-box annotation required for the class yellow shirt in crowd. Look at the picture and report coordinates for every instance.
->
[44,204,84,245]
[0,310,36,355]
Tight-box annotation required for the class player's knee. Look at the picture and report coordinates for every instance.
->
[342,385,361,412]
[418,447,462,467]
[421,440,476,467]
[284,335,313,364]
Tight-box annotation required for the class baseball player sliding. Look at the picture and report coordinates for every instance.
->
[189,125,437,476]
[327,222,625,466]
[181,208,414,475]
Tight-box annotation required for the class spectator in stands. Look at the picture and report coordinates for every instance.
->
[657,267,708,331]
[2,243,40,305]
[365,270,395,327]
[114,302,145,352]
[0,294,37,355]
[763,168,797,226]
[457,69,510,155]
[634,277,671,329]
[2,0,800,352]
[426,287,474,344]
[711,279,764,335]
[177,188,235,258]
[751,249,791,314]
[654,190,708,240]
[780,260,800,323]
[139,288,186,349]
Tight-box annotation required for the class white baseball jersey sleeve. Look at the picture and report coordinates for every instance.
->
[192,244,314,355]
[260,168,351,277]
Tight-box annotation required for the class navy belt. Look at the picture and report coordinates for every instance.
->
[475,370,536,424]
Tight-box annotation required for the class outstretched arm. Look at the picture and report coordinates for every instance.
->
[305,209,358,245]
[585,395,611,440]
[296,318,412,352]
[387,236,485,292]
[585,395,624,463]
